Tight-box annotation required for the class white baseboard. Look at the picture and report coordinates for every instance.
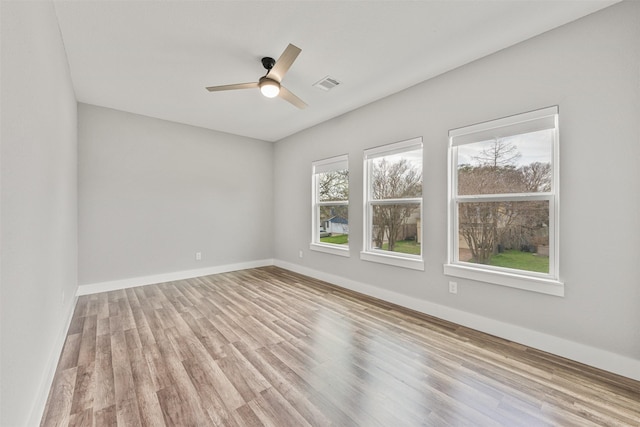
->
[76,259,274,296]
[274,259,640,382]
[28,295,78,427]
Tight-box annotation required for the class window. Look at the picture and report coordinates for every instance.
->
[362,137,423,270]
[445,106,563,296]
[310,155,349,257]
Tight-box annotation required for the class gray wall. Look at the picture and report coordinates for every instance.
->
[1,3,638,424]
[274,1,640,363]
[78,104,274,285]
[1,2,79,426]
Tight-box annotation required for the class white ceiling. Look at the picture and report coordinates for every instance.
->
[53,0,618,142]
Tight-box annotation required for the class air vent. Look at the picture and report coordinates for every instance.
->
[313,76,341,91]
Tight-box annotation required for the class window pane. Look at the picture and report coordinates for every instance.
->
[371,204,420,255]
[457,129,553,195]
[318,170,348,201]
[319,205,348,245]
[458,200,549,273]
[372,148,422,200]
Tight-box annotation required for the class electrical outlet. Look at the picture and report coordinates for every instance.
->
[449,281,458,294]
[299,250,303,259]
[195,252,202,261]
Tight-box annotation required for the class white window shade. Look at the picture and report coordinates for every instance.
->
[364,137,422,159]
[450,106,558,146]
[313,155,348,174]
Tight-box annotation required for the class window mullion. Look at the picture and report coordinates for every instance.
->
[456,193,553,203]
[317,200,349,206]
[371,198,422,205]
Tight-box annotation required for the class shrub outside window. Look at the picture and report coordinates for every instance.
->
[445,106,563,296]
[310,155,349,257]
[362,137,423,270]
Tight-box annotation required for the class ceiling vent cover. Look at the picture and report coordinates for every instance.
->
[313,76,341,91]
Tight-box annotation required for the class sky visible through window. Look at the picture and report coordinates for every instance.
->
[457,129,552,168]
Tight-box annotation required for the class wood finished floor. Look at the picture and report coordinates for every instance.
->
[41,266,640,426]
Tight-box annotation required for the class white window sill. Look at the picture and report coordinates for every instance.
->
[360,251,424,271]
[443,263,564,296]
[310,243,350,257]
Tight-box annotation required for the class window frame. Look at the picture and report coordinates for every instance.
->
[310,154,350,257]
[361,137,424,270]
[445,106,564,296]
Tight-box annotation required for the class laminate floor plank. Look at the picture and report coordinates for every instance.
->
[181,352,246,412]
[93,405,117,427]
[92,334,115,412]
[252,387,313,427]
[222,344,272,395]
[156,385,200,426]
[110,331,143,427]
[192,316,232,360]
[233,404,264,427]
[69,362,96,416]
[124,332,165,427]
[154,336,212,425]
[41,266,640,426]
[141,343,173,392]
[181,358,238,426]
[41,368,77,427]
[235,343,341,426]
[67,407,93,427]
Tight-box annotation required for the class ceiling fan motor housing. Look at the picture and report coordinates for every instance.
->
[261,57,276,70]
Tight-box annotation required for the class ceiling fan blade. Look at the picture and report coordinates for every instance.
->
[269,44,301,83]
[279,86,307,109]
[206,82,258,92]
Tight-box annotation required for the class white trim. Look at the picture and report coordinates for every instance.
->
[551,112,561,283]
[28,295,78,427]
[274,259,640,382]
[76,259,274,295]
[310,242,350,257]
[360,251,424,271]
[443,263,564,296]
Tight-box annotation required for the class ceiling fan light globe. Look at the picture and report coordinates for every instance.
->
[259,79,280,98]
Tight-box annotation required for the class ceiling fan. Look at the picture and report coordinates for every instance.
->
[206,43,307,109]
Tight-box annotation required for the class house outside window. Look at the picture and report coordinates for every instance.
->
[445,106,564,296]
[362,137,424,270]
[310,154,349,257]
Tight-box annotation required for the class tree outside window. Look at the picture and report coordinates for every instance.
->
[457,133,552,273]
[363,138,423,269]
[371,157,422,253]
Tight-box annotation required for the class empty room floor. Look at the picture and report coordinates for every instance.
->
[41,266,640,426]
